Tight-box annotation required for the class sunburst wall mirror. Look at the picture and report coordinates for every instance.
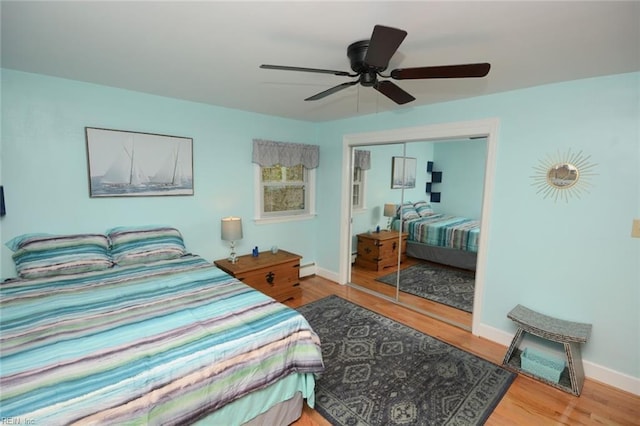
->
[531,149,597,202]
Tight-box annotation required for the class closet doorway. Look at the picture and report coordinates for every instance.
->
[338,119,499,334]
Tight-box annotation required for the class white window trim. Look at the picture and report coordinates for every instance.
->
[253,164,317,224]
[351,166,367,213]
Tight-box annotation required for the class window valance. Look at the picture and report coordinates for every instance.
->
[252,139,320,169]
[354,150,371,170]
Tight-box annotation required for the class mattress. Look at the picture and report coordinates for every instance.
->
[0,255,323,425]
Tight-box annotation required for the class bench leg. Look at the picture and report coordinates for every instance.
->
[564,342,586,396]
[502,327,525,365]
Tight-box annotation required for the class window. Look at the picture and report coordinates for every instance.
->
[352,166,366,210]
[352,149,370,211]
[255,164,316,221]
[252,139,319,222]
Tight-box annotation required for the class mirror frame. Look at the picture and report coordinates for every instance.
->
[339,118,500,335]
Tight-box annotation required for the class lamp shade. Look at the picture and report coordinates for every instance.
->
[221,217,243,241]
[383,203,396,218]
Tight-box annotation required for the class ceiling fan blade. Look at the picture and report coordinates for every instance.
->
[305,81,359,101]
[374,80,415,105]
[260,64,352,77]
[364,25,407,69]
[391,63,491,80]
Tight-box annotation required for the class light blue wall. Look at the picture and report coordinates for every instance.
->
[0,70,319,275]
[404,142,434,204]
[315,72,639,379]
[432,139,486,218]
[1,69,638,383]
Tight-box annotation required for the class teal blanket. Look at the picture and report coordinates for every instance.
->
[0,255,323,425]
[397,214,480,252]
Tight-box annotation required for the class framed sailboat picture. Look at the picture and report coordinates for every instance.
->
[85,127,194,197]
[391,156,417,189]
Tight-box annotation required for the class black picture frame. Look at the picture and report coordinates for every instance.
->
[0,186,5,216]
[391,156,417,189]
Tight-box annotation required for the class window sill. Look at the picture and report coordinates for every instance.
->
[254,213,317,225]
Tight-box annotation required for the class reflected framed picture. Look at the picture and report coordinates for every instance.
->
[391,156,417,189]
[86,127,193,197]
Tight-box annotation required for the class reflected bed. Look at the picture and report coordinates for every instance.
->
[394,202,479,271]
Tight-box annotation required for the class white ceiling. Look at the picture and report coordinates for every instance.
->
[2,1,639,122]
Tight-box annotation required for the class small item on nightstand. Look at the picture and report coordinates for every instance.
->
[271,246,278,254]
[376,225,380,233]
[252,246,259,257]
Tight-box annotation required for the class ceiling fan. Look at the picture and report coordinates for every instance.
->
[260,25,491,105]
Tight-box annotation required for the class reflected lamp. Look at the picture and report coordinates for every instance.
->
[383,203,396,230]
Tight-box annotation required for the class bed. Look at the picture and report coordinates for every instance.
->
[0,227,324,425]
[393,201,479,271]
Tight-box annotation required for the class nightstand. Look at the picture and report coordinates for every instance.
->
[214,250,302,302]
[355,230,408,271]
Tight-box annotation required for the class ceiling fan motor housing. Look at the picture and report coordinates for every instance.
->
[348,40,384,86]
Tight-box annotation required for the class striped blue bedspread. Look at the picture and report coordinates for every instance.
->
[401,214,480,252]
[0,255,324,425]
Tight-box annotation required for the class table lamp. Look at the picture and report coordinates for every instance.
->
[221,216,243,263]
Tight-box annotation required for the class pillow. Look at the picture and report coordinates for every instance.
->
[414,201,435,217]
[6,233,113,279]
[396,202,420,221]
[107,225,186,266]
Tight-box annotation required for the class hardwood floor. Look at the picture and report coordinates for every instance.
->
[285,275,640,426]
[350,257,473,329]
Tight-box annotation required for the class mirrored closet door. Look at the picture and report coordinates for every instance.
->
[349,143,406,301]
[348,138,487,330]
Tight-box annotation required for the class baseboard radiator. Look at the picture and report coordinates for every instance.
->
[300,263,316,278]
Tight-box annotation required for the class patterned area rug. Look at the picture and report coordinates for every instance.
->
[376,263,475,313]
[297,296,514,426]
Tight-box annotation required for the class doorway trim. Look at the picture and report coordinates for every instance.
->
[339,118,500,335]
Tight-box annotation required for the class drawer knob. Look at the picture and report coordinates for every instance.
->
[266,271,275,285]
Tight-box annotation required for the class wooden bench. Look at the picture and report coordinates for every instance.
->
[502,304,592,396]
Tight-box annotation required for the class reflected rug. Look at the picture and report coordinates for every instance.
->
[376,263,475,313]
[297,296,515,426]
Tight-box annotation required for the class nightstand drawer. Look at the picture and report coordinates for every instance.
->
[237,259,300,298]
[214,250,302,302]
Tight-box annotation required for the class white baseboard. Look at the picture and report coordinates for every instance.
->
[299,263,343,283]
[476,323,640,396]
[316,267,342,284]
